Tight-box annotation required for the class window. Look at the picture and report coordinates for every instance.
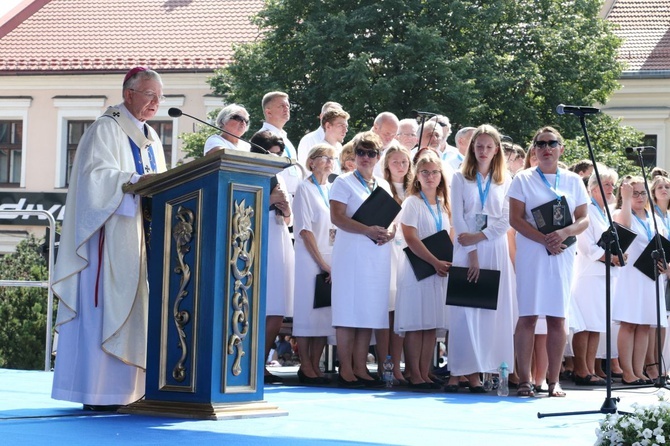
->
[66,120,93,186]
[147,120,173,168]
[0,121,23,185]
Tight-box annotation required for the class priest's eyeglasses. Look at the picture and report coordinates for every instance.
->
[129,89,166,103]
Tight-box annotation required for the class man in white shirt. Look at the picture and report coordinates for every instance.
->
[395,118,419,151]
[372,112,399,177]
[258,91,304,197]
[297,101,343,166]
[318,108,350,174]
[444,126,476,171]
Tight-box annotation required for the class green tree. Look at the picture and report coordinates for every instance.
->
[0,235,51,370]
[209,0,623,148]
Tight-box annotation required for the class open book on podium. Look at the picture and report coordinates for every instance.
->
[445,267,500,310]
[531,195,575,255]
[403,229,453,281]
[351,187,402,243]
[633,234,670,281]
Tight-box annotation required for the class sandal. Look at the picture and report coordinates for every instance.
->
[548,382,566,397]
[516,382,535,397]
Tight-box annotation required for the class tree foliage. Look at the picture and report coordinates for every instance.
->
[209,0,624,146]
[0,235,51,370]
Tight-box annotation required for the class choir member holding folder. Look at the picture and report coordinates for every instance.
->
[508,126,589,397]
[613,177,668,385]
[292,144,338,385]
[569,168,622,386]
[330,131,397,388]
[394,150,452,390]
[445,124,515,393]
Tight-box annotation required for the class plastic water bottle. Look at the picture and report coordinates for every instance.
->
[497,362,509,397]
[383,355,394,388]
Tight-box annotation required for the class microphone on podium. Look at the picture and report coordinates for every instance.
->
[624,146,656,155]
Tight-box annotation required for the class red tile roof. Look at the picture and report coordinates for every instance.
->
[0,0,265,74]
[606,0,670,72]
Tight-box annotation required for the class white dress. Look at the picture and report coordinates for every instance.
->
[394,195,450,335]
[612,210,667,326]
[292,178,335,337]
[388,182,407,311]
[569,202,619,333]
[265,175,295,317]
[507,167,589,318]
[330,172,393,329]
[447,172,516,375]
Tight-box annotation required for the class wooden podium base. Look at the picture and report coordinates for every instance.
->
[119,399,288,420]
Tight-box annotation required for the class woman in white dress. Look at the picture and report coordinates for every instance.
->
[377,142,413,385]
[330,131,395,388]
[292,144,337,385]
[445,124,515,393]
[569,168,620,386]
[249,131,295,384]
[395,150,452,390]
[508,126,589,397]
[203,104,251,154]
[614,176,668,384]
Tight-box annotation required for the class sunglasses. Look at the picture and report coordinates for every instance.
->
[534,140,560,149]
[229,114,249,125]
[355,148,379,158]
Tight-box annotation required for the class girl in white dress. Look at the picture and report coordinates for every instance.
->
[330,131,395,388]
[292,144,337,385]
[395,150,452,389]
[508,126,589,397]
[613,176,668,384]
[651,174,670,381]
[378,142,413,385]
[445,124,515,393]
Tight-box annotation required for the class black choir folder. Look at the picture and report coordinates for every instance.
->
[351,187,402,243]
[597,222,637,260]
[313,272,332,309]
[445,267,500,310]
[633,235,670,281]
[403,229,453,281]
[531,195,576,255]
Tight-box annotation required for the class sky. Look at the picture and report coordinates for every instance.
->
[0,0,26,20]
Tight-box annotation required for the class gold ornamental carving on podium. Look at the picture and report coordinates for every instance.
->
[171,206,194,383]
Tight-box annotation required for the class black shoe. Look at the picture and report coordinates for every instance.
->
[264,374,284,385]
[444,384,460,393]
[354,375,385,388]
[574,374,606,386]
[83,404,122,412]
[469,385,487,394]
[408,381,434,392]
[337,374,365,388]
[621,378,647,385]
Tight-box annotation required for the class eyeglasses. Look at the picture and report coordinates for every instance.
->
[311,155,335,162]
[129,89,166,103]
[229,115,249,125]
[632,191,648,198]
[397,133,417,138]
[355,148,379,158]
[534,140,560,149]
[419,169,442,177]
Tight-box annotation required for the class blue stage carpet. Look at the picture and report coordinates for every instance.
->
[0,368,666,445]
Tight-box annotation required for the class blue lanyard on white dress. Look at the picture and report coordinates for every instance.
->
[633,211,653,241]
[310,174,330,209]
[476,172,492,211]
[654,205,670,234]
[354,170,376,195]
[591,197,606,223]
[419,191,442,232]
[537,168,561,201]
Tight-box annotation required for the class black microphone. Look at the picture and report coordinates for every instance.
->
[412,110,437,117]
[168,107,273,155]
[556,104,601,116]
[625,146,656,154]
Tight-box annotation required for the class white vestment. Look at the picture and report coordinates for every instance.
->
[51,104,166,406]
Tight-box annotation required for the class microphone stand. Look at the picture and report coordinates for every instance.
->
[538,112,627,418]
[611,148,670,393]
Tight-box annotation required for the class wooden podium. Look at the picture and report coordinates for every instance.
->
[120,150,289,419]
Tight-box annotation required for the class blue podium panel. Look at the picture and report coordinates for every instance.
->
[126,151,287,418]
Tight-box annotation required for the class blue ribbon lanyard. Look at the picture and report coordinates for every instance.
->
[310,174,330,209]
[591,197,606,222]
[476,172,492,211]
[655,205,670,234]
[353,170,376,195]
[536,168,562,202]
[633,211,653,242]
[419,191,442,232]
